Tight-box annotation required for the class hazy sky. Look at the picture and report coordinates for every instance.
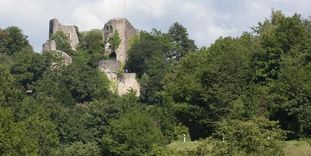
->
[0,0,310,52]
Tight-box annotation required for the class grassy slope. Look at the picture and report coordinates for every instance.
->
[284,140,311,156]
[165,140,311,156]
[166,141,203,153]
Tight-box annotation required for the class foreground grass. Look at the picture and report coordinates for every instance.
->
[164,139,311,156]
[283,139,311,156]
[166,141,204,154]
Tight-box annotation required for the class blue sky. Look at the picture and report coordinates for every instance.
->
[0,0,310,52]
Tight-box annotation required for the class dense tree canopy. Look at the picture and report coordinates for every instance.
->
[168,22,196,60]
[0,11,310,155]
[0,26,31,55]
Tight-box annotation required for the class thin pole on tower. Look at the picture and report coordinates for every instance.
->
[123,0,126,18]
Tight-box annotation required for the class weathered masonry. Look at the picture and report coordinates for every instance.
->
[42,18,140,97]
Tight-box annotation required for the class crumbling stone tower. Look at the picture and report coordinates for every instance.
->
[103,18,139,64]
[49,19,79,50]
[42,19,74,66]
[99,18,140,96]
[42,18,140,96]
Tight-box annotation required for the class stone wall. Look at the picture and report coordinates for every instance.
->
[103,18,138,64]
[42,39,72,66]
[49,19,79,50]
[43,18,140,96]
[117,73,140,96]
[42,40,57,52]
[98,60,140,96]
[98,60,120,81]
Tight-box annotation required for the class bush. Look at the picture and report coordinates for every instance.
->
[198,118,285,156]
[102,110,165,155]
[62,142,101,156]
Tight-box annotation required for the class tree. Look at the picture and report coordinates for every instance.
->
[108,30,121,52]
[164,37,253,139]
[50,31,73,55]
[0,98,60,156]
[62,61,110,103]
[102,111,165,155]
[198,118,285,156]
[269,56,311,138]
[34,70,75,106]
[56,93,140,146]
[62,142,101,156]
[0,26,31,55]
[77,29,106,68]
[252,11,307,84]
[127,32,169,103]
[0,108,39,155]
[168,22,196,60]
[79,29,104,54]
[11,50,52,90]
[0,64,23,107]
[251,11,311,138]
[0,53,13,66]
[0,28,9,54]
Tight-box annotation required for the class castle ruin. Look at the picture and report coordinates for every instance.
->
[49,19,79,50]
[42,18,140,96]
[100,18,140,96]
[42,37,72,66]
[103,18,139,64]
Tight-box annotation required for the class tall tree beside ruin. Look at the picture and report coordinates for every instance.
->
[168,22,196,60]
[0,26,31,55]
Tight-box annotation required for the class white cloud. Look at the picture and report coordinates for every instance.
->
[0,0,310,51]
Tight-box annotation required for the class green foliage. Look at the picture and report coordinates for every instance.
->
[0,53,13,65]
[53,92,139,146]
[108,30,121,51]
[34,71,75,106]
[164,37,254,139]
[252,11,308,83]
[269,57,311,138]
[77,29,106,67]
[102,110,165,155]
[10,50,53,90]
[168,22,196,60]
[0,26,31,55]
[79,29,104,54]
[151,141,205,156]
[283,139,311,156]
[0,97,60,156]
[50,31,73,54]
[0,28,8,54]
[0,64,23,107]
[127,32,163,76]
[0,10,310,155]
[61,61,110,103]
[250,11,311,139]
[198,118,285,156]
[0,108,39,155]
[127,31,169,103]
[62,142,101,156]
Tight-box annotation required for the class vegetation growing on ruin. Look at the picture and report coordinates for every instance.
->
[0,11,310,155]
[109,30,121,51]
[50,31,73,55]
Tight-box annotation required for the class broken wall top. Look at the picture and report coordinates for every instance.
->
[103,18,139,64]
[49,18,79,50]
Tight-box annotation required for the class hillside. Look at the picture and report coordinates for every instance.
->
[0,10,310,155]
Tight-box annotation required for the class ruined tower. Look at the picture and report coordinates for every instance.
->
[99,18,140,96]
[103,18,139,64]
[42,19,75,66]
[42,18,140,96]
[49,19,79,50]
